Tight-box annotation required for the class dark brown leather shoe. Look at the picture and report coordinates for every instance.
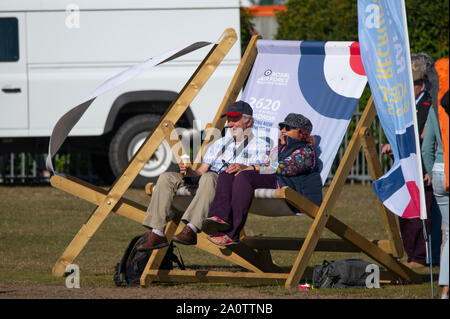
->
[172,225,197,245]
[136,231,168,251]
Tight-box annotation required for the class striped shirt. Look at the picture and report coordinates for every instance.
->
[202,133,269,173]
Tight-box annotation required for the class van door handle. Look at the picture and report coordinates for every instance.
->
[2,87,21,93]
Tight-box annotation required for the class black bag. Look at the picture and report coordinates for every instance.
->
[312,258,372,288]
[113,234,185,287]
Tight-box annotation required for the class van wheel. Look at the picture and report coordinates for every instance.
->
[109,114,178,188]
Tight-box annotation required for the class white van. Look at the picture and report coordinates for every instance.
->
[0,0,241,186]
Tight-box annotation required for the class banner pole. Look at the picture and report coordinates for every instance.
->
[400,0,427,220]
[423,220,434,298]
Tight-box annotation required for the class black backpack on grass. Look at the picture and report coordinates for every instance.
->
[312,258,372,289]
[113,234,185,287]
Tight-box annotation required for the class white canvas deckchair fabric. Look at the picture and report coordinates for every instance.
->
[241,40,368,183]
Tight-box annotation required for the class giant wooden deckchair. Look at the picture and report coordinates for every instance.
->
[50,29,422,289]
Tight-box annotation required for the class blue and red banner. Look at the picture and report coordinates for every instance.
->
[358,0,424,218]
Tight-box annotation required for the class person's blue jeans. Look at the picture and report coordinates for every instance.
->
[432,163,449,286]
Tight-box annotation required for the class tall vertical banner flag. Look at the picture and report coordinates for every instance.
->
[358,0,426,219]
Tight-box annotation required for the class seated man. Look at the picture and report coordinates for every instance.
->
[137,100,269,250]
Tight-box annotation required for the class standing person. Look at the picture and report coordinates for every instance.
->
[422,57,449,299]
[381,54,441,268]
[203,113,323,246]
[136,101,269,250]
[422,91,449,299]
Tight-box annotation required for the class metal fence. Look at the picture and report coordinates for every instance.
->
[327,110,393,185]
[0,153,100,184]
[0,111,393,185]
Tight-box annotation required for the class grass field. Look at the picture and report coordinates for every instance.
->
[0,184,442,299]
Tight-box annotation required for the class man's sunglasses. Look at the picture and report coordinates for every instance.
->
[279,124,293,131]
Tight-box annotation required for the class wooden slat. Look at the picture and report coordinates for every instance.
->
[144,269,288,286]
[359,126,404,258]
[160,120,191,166]
[143,268,400,286]
[243,237,394,254]
[50,175,146,223]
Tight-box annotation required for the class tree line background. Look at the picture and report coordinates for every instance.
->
[241,0,449,104]
[274,0,448,60]
[240,0,448,178]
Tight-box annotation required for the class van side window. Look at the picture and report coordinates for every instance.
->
[0,17,19,62]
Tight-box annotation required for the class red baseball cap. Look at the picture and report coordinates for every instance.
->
[221,100,253,118]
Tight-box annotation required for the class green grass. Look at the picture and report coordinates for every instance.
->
[0,184,442,298]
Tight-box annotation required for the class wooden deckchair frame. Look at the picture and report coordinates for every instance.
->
[50,30,422,289]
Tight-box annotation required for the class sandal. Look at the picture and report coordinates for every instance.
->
[202,216,232,235]
[206,234,239,247]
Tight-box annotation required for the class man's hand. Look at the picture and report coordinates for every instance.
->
[381,143,393,155]
[225,163,248,175]
[179,162,193,176]
[235,165,257,176]
[424,173,432,186]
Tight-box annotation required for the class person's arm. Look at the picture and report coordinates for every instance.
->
[235,144,277,176]
[230,137,269,175]
[179,162,210,176]
[381,143,392,155]
[195,162,211,176]
[225,163,249,174]
[421,110,437,175]
[234,163,259,175]
[277,146,315,176]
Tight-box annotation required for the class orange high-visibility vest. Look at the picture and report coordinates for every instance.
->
[435,58,449,191]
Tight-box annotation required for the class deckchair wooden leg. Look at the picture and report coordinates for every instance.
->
[51,29,237,276]
[52,195,121,276]
[359,126,404,259]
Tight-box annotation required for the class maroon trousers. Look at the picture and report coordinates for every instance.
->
[399,186,440,265]
[207,170,277,241]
